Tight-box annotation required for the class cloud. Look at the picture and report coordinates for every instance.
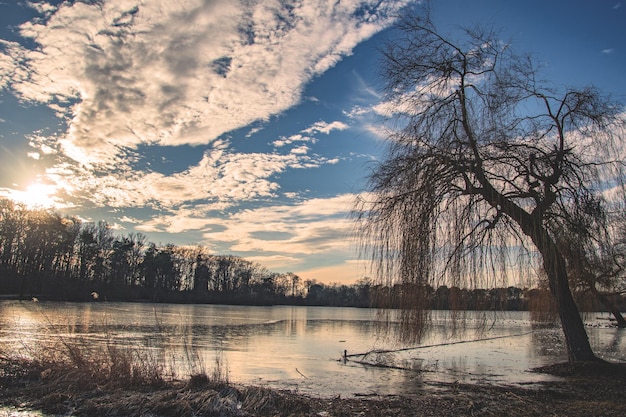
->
[0,181,73,210]
[272,120,349,149]
[0,40,25,90]
[302,120,349,135]
[272,134,315,148]
[344,105,371,119]
[602,48,614,54]
[129,193,360,278]
[109,222,126,231]
[2,0,409,169]
[245,254,304,271]
[297,260,370,285]
[290,145,310,155]
[136,206,228,234]
[203,193,357,254]
[57,141,340,211]
[362,123,390,141]
[119,215,141,224]
[342,104,390,141]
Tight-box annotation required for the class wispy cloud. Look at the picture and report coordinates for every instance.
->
[302,120,349,135]
[214,195,354,253]
[343,103,391,141]
[245,254,304,271]
[272,120,349,148]
[273,134,315,148]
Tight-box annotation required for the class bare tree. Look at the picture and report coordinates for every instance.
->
[356,12,625,361]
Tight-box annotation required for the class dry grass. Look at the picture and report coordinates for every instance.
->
[1,335,626,416]
[0,316,234,390]
[1,337,165,390]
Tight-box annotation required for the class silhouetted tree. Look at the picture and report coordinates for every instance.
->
[142,243,178,299]
[356,11,625,360]
[193,253,210,295]
[76,223,98,282]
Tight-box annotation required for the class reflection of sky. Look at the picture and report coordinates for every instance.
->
[1,301,625,397]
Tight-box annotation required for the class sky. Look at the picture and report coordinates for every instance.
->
[0,0,625,285]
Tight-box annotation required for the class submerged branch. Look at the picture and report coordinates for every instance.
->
[344,330,536,361]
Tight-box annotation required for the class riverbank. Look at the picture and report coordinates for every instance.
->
[1,353,625,417]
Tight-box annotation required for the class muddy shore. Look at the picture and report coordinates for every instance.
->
[1,359,625,417]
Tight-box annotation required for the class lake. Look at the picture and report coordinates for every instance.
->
[0,301,624,397]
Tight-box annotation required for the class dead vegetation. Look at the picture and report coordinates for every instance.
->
[1,337,625,417]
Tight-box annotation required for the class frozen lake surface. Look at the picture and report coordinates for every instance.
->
[0,301,624,397]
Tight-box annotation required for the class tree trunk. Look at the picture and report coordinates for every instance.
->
[480,181,597,361]
[525,219,597,361]
[542,247,597,361]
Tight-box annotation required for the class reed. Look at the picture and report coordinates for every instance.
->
[0,323,229,392]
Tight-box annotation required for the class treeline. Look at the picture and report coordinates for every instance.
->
[0,199,621,311]
[0,199,309,304]
[0,199,364,304]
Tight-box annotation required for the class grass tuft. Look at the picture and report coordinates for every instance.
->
[1,334,172,391]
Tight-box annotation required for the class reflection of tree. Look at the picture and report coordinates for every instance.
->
[530,328,567,359]
[605,328,624,354]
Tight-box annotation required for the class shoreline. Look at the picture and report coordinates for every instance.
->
[1,357,625,417]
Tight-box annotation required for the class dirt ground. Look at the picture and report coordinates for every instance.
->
[1,360,625,417]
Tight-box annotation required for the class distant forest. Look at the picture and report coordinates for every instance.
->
[0,199,621,311]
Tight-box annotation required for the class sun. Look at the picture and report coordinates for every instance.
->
[14,182,60,210]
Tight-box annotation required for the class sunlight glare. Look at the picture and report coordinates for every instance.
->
[14,182,59,209]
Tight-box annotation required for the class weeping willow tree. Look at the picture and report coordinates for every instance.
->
[355,12,626,362]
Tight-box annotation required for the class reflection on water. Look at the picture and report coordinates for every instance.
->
[0,301,624,397]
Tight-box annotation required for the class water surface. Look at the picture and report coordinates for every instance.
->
[0,301,623,397]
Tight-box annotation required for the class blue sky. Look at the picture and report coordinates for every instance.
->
[0,0,624,284]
